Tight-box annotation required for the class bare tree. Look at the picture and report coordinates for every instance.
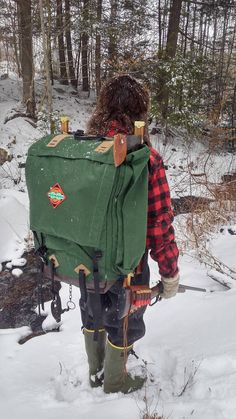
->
[165,0,183,59]
[56,0,68,85]
[65,0,77,88]
[5,1,21,76]
[95,0,102,95]
[17,0,35,116]
[108,0,118,76]
[39,0,53,130]
[158,0,162,56]
[161,0,183,119]
[81,0,90,94]
[45,0,54,85]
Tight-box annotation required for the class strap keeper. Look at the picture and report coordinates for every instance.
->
[123,272,134,288]
[94,250,103,261]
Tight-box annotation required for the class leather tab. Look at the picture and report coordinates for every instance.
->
[47,134,69,147]
[95,141,113,153]
[74,264,91,277]
[113,134,127,167]
[49,254,59,268]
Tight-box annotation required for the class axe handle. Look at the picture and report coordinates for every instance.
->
[119,282,207,319]
[150,282,207,299]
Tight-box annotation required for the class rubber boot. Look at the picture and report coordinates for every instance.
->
[84,328,106,388]
[103,340,146,394]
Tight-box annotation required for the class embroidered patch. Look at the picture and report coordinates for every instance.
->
[47,183,66,208]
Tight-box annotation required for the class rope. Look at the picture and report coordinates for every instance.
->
[122,273,133,375]
[123,314,129,374]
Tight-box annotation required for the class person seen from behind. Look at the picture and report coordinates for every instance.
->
[80,74,179,394]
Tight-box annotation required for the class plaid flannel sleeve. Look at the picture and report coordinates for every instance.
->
[146,148,179,278]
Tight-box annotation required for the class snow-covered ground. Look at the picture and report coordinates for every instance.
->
[0,75,236,419]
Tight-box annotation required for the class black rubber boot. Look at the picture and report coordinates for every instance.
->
[84,328,106,388]
[103,340,146,394]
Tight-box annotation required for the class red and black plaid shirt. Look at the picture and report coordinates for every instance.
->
[147,147,179,278]
[106,121,179,279]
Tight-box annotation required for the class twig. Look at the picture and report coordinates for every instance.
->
[207,273,231,289]
[177,361,201,397]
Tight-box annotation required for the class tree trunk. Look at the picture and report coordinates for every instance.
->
[65,0,77,88]
[232,83,236,129]
[216,7,229,124]
[162,0,169,50]
[108,0,118,76]
[39,0,53,131]
[178,1,190,111]
[81,32,89,93]
[81,0,90,93]
[212,8,218,63]
[204,17,210,58]
[161,0,183,119]
[165,0,183,59]
[198,8,204,56]
[46,0,54,85]
[158,0,162,56]
[18,0,35,116]
[75,36,82,87]
[190,1,197,58]
[56,0,68,85]
[95,0,102,95]
[183,1,190,58]
[202,15,208,57]
[7,1,21,77]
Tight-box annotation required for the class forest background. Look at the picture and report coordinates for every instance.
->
[0,0,236,137]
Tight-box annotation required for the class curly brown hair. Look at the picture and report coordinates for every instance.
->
[86,74,151,146]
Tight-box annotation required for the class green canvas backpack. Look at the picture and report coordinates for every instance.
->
[25,131,150,316]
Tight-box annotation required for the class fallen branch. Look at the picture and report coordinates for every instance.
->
[18,327,60,345]
[207,273,232,290]
[4,112,37,124]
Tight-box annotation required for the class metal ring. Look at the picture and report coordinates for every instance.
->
[67,301,76,310]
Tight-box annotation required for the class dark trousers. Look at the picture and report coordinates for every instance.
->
[80,258,150,347]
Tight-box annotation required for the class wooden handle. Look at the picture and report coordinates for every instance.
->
[134,121,145,138]
[60,116,69,133]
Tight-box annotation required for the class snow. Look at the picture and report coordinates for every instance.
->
[210,232,236,271]
[1,258,236,419]
[11,257,27,267]
[0,191,29,263]
[11,268,23,277]
[0,75,236,419]
[152,134,235,199]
